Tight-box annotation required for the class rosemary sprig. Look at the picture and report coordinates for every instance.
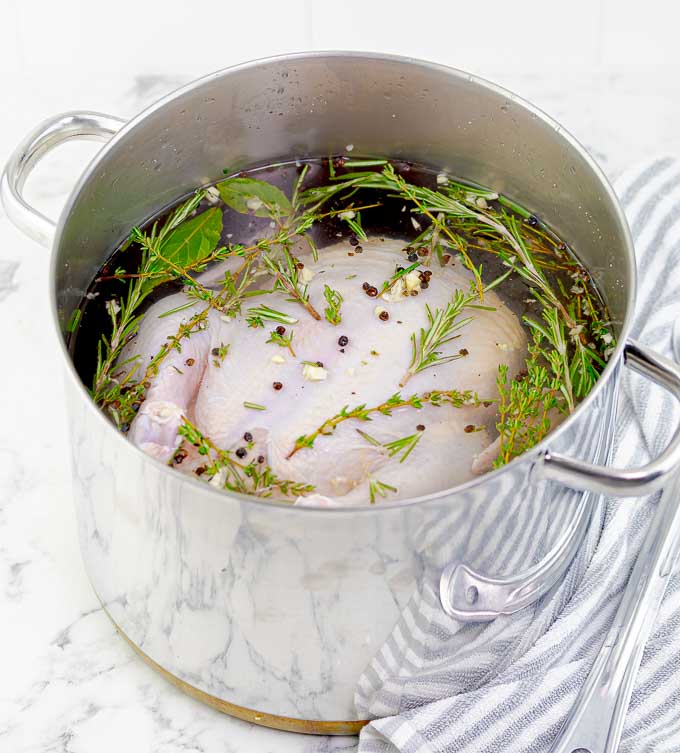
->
[524,308,574,413]
[287,389,480,458]
[323,285,343,325]
[340,209,367,241]
[243,401,267,411]
[356,428,423,463]
[401,289,488,386]
[246,305,298,328]
[369,478,398,504]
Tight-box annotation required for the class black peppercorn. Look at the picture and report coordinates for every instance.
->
[379,310,389,321]
[338,335,349,347]
[416,424,425,432]
[243,431,253,443]
[528,215,539,227]
[275,325,286,335]
[257,455,265,464]
[362,282,370,290]
[236,447,247,458]
[408,253,418,262]
[349,234,359,246]
[273,381,283,391]
[366,286,378,297]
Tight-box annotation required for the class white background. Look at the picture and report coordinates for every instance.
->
[1,2,680,752]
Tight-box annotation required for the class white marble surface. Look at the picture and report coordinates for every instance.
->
[2,47,680,753]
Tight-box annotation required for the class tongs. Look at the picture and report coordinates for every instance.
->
[550,323,680,753]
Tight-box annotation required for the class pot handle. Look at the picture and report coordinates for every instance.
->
[439,339,680,623]
[534,340,680,496]
[1,111,125,248]
[440,488,596,622]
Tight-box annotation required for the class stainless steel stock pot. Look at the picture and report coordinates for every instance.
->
[4,52,680,735]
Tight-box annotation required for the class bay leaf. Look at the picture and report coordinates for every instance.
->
[149,206,223,273]
[217,177,292,218]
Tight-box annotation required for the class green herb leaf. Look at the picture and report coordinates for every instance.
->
[149,207,223,273]
[217,177,292,218]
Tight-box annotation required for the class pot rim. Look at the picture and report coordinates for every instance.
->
[50,50,636,514]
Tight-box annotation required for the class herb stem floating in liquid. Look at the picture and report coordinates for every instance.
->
[75,156,615,502]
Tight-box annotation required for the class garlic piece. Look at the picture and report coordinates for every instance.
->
[271,354,286,364]
[205,185,221,204]
[383,278,406,302]
[302,363,328,382]
[300,267,315,284]
[209,469,226,488]
[404,269,422,293]
[140,400,184,425]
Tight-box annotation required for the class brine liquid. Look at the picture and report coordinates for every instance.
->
[69,158,609,386]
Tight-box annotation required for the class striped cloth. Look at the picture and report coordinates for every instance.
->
[356,158,680,753]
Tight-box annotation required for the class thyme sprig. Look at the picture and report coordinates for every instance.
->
[267,328,295,356]
[261,247,321,320]
[287,388,480,458]
[494,333,563,467]
[178,417,314,499]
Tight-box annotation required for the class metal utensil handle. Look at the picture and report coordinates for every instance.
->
[0,111,125,248]
[549,468,680,753]
[536,341,680,497]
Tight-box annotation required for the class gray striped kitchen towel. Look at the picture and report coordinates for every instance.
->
[356,157,680,753]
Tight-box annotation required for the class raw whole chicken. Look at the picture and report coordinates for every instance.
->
[121,237,527,505]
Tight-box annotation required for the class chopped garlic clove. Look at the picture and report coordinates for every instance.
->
[383,278,406,302]
[404,270,422,293]
[302,363,328,382]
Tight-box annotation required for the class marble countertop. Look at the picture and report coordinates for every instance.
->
[1,65,679,753]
